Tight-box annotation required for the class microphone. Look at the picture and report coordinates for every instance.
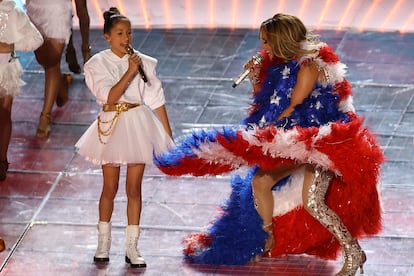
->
[232,53,264,88]
[126,45,148,83]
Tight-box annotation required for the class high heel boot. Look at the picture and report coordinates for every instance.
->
[125,225,146,268]
[305,168,366,276]
[94,221,111,262]
[36,112,51,138]
[336,239,366,276]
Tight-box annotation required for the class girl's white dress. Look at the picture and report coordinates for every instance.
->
[0,0,43,97]
[25,0,72,44]
[75,49,174,165]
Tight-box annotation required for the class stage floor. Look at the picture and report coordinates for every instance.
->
[1,25,414,275]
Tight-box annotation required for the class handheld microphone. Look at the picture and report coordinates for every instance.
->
[126,45,148,83]
[232,54,264,88]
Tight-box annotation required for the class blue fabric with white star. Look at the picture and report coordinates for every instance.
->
[242,60,350,128]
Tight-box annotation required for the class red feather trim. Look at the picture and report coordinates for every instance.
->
[334,79,353,100]
[319,46,340,63]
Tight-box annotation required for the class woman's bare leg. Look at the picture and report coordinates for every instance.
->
[74,0,91,63]
[0,97,12,181]
[252,164,301,254]
[34,38,66,137]
[252,165,301,227]
[0,96,12,162]
[65,33,81,74]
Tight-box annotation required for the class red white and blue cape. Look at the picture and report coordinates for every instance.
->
[155,42,384,265]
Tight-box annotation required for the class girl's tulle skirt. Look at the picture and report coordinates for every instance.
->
[26,0,72,44]
[75,105,174,165]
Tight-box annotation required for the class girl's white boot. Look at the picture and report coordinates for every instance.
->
[125,225,146,268]
[94,221,111,262]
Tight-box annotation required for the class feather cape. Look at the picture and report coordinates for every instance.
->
[155,42,384,265]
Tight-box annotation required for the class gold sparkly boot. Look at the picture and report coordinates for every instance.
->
[305,168,366,276]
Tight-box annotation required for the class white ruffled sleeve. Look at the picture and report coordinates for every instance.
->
[84,54,114,105]
[140,54,166,110]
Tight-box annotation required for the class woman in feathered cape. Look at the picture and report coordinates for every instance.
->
[155,14,383,275]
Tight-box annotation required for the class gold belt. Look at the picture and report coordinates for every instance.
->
[98,103,140,144]
[102,103,140,112]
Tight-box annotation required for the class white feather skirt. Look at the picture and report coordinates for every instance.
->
[0,54,24,97]
[25,0,72,44]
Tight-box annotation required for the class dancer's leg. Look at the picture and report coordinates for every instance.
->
[0,97,12,161]
[0,97,12,181]
[65,33,81,74]
[74,0,91,63]
[34,38,65,137]
[252,165,301,253]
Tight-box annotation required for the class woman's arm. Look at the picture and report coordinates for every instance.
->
[277,62,320,120]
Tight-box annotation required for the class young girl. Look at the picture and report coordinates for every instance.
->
[0,0,43,181]
[75,7,173,268]
[155,14,383,276]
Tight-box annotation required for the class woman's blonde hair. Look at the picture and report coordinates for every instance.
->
[260,13,317,61]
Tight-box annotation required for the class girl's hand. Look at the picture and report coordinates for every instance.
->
[127,53,142,73]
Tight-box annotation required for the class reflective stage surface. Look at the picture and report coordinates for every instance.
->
[1,6,414,276]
